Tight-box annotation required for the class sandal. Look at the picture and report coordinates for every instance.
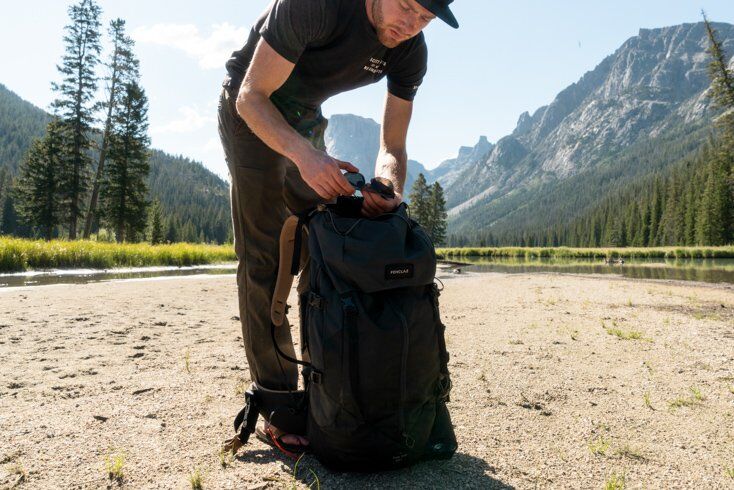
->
[255,426,308,459]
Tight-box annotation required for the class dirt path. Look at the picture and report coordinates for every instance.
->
[1,272,733,489]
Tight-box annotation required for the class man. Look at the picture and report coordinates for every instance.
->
[218,0,458,450]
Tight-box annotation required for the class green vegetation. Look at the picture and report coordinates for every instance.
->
[84,18,140,239]
[290,454,320,490]
[436,245,734,259]
[604,325,649,342]
[588,436,610,456]
[50,0,103,240]
[0,236,235,272]
[603,471,626,490]
[218,448,234,468]
[669,386,706,410]
[105,450,125,482]
[189,468,203,490]
[409,173,448,246]
[183,349,191,374]
[643,392,654,410]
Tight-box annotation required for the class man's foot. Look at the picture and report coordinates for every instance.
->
[254,422,309,458]
[264,421,309,447]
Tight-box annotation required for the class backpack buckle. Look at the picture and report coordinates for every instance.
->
[308,292,324,309]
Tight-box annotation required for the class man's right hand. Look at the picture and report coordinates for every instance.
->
[296,149,360,201]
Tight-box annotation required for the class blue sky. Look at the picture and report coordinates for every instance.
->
[1,1,733,178]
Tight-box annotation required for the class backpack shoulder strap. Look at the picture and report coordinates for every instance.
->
[271,211,311,327]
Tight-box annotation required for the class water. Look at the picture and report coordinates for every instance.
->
[0,257,732,288]
[0,264,238,288]
[447,257,734,285]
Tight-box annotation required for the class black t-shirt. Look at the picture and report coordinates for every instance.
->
[225,0,428,130]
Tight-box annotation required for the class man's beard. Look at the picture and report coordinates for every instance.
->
[372,0,401,48]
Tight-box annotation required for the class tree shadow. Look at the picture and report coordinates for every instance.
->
[237,449,513,489]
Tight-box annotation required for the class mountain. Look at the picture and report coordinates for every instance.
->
[324,114,429,197]
[0,83,231,243]
[446,22,734,239]
[0,84,51,174]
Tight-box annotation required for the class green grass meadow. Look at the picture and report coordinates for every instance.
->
[0,237,237,273]
[435,246,734,261]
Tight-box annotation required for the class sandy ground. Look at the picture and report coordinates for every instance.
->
[0,271,733,489]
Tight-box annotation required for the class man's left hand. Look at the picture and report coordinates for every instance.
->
[360,187,402,218]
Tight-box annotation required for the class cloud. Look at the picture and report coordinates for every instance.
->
[133,23,246,70]
[152,106,216,134]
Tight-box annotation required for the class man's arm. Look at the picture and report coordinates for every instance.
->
[236,38,358,200]
[361,92,413,217]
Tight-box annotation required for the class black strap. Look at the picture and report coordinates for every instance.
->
[341,294,360,405]
[233,390,260,444]
[271,322,311,368]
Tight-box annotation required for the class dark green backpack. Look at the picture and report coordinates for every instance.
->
[226,199,456,471]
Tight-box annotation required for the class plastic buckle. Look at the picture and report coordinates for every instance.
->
[310,370,323,385]
[308,293,323,309]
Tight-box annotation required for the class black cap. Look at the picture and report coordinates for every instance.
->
[415,0,459,29]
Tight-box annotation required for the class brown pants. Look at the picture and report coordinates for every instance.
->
[217,85,326,391]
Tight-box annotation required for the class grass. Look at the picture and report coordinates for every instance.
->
[189,468,203,489]
[726,466,734,479]
[290,454,320,490]
[668,386,706,410]
[729,385,734,395]
[604,323,650,342]
[105,450,125,482]
[435,245,734,260]
[603,471,626,490]
[218,448,234,468]
[184,349,191,374]
[0,236,236,273]
[588,436,610,456]
[643,392,654,410]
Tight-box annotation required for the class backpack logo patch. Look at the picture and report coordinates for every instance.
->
[385,263,414,280]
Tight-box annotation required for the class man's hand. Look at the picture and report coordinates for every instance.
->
[295,148,360,201]
[361,187,403,218]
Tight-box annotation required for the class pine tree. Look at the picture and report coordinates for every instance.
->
[52,0,102,239]
[83,18,140,239]
[100,81,150,242]
[703,14,734,244]
[426,182,448,246]
[14,121,66,240]
[703,14,734,146]
[0,168,8,233]
[0,176,20,236]
[149,199,164,245]
[408,173,430,226]
[165,216,179,244]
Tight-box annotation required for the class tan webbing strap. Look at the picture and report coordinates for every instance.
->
[271,215,308,326]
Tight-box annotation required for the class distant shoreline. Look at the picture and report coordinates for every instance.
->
[1,237,732,273]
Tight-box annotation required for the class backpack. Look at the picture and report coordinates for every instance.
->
[225,199,456,471]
